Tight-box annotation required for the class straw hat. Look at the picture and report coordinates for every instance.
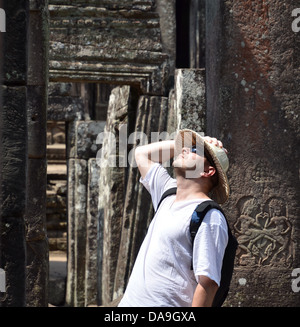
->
[174,129,230,204]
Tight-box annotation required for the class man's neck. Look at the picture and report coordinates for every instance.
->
[174,174,212,202]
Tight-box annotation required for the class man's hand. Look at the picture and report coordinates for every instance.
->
[204,136,228,154]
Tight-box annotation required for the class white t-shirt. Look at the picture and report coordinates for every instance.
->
[118,163,228,307]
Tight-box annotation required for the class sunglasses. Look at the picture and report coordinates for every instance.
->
[190,146,215,167]
[190,146,199,154]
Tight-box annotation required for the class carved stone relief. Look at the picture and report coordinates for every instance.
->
[251,160,275,183]
[234,196,293,267]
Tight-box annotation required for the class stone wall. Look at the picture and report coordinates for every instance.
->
[206,0,300,306]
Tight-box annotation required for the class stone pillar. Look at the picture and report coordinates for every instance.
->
[66,120,105,307]
[206,0,300,306]
[113,95,168,300]
[66,158,87,307]
[0,0,29,307]
[25,0,49,306]
[98,85,135,305]
[85,158,100,307]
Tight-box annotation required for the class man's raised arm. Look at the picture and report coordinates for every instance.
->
[134,140,175,179]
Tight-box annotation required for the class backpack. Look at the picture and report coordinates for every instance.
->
[156,187,238,307]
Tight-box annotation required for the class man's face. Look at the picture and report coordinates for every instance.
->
[172,146,206,178]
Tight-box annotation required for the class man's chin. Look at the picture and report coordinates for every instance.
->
[173,158,193,169]
[173,165,201,179]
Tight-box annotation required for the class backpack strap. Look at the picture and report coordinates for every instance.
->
[191,201,224,243]
[190,201,224,269]
[157,189,224,254]
[157,188,226,253]
[156,187,177,211]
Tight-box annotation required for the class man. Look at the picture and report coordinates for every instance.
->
[118,129,230,307]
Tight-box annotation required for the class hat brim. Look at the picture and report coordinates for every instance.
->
[174,129,230,204]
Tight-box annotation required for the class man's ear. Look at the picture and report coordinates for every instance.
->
[201,166,216,178]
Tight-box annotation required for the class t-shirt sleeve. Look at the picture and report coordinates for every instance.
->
[192,209,229,287]
[139,163,177,210]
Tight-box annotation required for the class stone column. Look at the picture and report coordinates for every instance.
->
[66,120,105,307]
[85,158,100,307]
[98,85,135,305]
[206,0,300,306]
[113,95,168,300]
[25,0,49,306]
[66,158,87,307]
[0,0,29,307]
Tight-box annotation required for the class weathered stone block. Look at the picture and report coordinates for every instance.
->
[26,239,49,307]
[0,216,26,307]
[49,275,66,307]
[67,121,106,160]
[174,68,206,132]
[29,0,48,11]
[27,85,47,159]
[66,158,87,307]
[28,4,49,86]
[2,1,29,84]
[0,86,27,218]
[48,96,85,121]
[85,158,100,306]
[155,0,176,74]
[98,85,132,305]
[166,89,176,134]
[25,156,48,307]
[48,82,73,97]
[25,158,47,242]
